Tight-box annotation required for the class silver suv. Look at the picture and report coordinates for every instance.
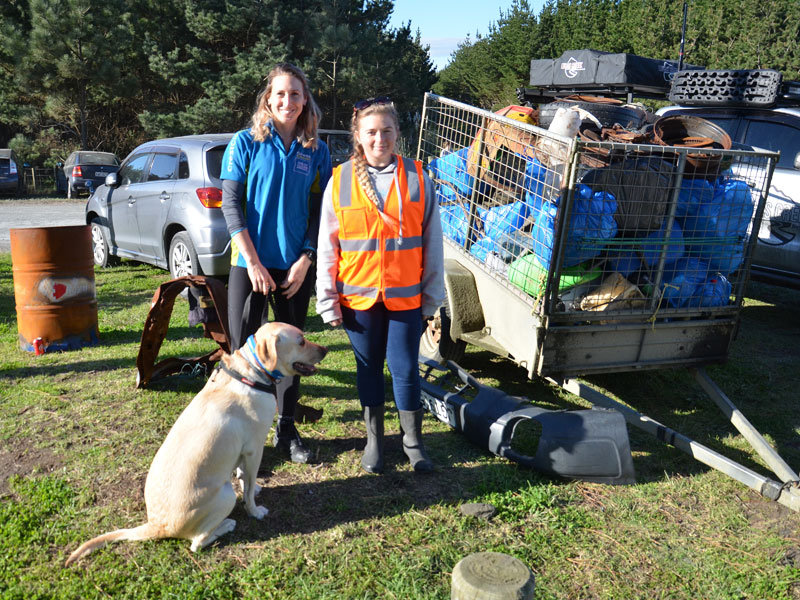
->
[85,134,233,277]
[655,104,800,288]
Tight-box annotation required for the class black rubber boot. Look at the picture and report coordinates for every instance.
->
[361,404,385,474]
[398,408,434,472]
[273,416,312,464]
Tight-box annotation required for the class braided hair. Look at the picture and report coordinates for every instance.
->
[350,101,400,210]
[250,63,321,149]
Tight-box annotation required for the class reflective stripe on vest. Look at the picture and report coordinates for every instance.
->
[331,156,426,311]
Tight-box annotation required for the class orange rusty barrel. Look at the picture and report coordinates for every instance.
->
[10,225,99,353]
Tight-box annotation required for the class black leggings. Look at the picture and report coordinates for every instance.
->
[227,265,314,417]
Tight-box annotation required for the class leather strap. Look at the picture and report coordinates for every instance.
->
[217,362,276,395]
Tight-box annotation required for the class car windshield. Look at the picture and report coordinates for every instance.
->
[80,152,118,166]
[206,146,226,179]
[741,119,800,170]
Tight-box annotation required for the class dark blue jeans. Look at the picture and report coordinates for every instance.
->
[341,303,422,411]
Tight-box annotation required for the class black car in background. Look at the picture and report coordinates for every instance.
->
[0,149,23,196]
[63,151,120,198]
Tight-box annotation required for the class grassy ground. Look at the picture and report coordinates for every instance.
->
[1,254,799,599]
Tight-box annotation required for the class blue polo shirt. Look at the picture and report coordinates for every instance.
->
[221,124,332,270]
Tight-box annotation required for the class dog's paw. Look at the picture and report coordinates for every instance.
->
[250,505,269,520]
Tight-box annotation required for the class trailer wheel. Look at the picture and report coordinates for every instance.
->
[420,300,466,364]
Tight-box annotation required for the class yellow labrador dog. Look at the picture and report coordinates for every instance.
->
[66,322,327,566]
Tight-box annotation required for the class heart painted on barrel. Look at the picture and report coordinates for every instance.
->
[53,283,67,299]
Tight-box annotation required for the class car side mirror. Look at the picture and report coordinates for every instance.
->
[794,152,800,170]
[105,172,120,188]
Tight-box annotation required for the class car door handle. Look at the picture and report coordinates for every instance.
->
[127,197,136,206]
[160,192,170,201]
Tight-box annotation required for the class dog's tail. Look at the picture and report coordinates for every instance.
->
[65,523,159,567]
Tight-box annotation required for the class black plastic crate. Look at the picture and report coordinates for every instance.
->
[669,69,782,107]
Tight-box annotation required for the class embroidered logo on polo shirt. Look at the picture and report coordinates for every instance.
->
[294,152,311,175]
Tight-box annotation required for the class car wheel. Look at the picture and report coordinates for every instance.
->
[90,219,119,268]
[168,231,200,279]
[419,299,466,364]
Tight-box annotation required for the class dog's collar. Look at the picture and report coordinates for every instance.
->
[217,361,277,394]
[244,334,285,381]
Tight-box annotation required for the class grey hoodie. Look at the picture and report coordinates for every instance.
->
[315,156,445,323]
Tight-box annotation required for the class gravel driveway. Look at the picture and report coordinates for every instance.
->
[0,199,86,253]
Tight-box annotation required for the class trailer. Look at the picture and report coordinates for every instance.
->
[415,92,800,511]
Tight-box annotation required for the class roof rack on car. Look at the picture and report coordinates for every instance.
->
[520,49,703,106]
[778,80,800,106]
[517,85,667,106]
[518,50,800,109]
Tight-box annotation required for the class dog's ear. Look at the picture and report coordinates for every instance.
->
[257,331,280,373]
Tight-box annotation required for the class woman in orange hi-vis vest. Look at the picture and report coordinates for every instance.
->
[316,97,445,474]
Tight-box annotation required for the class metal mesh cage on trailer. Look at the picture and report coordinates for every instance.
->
[417,93,778,378]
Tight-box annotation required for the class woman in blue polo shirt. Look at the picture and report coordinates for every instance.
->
[221,62,332,464]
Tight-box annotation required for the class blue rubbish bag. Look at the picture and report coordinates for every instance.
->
[481,200,530,240]
[607,220,685,277]
[677,176,754,275]
[428,147,475,203]
[470,200,533,262]
[661,258,710,308]
[531,184,618,268]
[689,274,732,308]
[661,257,732,308]
[440,203,470,246]
[523,157,559,214]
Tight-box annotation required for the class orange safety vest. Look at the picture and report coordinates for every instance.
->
[331,155,426,311]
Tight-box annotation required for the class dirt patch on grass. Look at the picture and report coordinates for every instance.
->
[742,494,798,538]
[0,438,63,498]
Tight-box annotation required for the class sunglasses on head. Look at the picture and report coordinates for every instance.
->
[353,96,392,113]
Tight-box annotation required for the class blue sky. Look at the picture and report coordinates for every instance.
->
[389,0,546,71]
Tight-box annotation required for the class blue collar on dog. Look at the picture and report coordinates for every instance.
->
[215,333,286,394]
[245,334,285,381]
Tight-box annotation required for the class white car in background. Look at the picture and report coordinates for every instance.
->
[655,105,800,288]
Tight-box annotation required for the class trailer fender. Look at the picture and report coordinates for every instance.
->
[444,258,485,339]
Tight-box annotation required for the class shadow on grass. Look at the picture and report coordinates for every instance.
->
[421,344,799,489]
[223,437,551,546]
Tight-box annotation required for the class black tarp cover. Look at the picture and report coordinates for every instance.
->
[530,49,702,93]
